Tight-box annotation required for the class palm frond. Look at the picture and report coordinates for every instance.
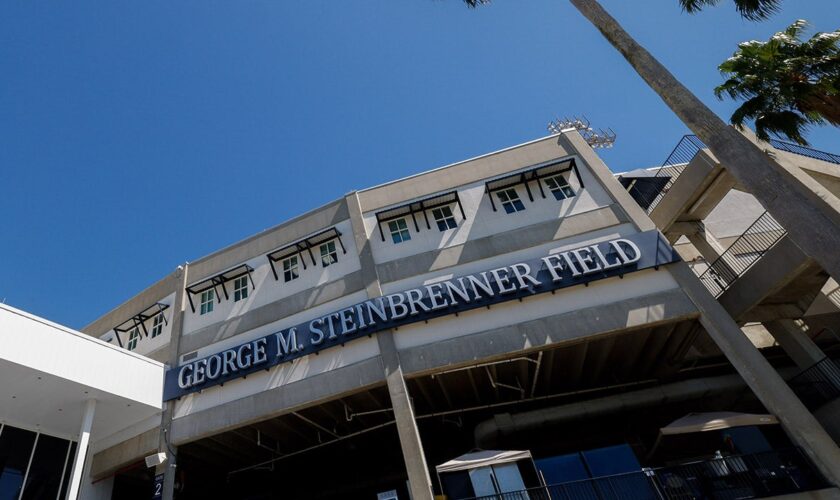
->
[717,20,840,145]
[679,0,780,20]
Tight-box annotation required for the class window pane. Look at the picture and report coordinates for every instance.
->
[581,444,641,476]
[57,442,77,500]
[468,467,497,497]
[536,454,589,485]
[21,434,71,500]
[0,425,37,500]
[440,471,475,500]
[493,463,527,493]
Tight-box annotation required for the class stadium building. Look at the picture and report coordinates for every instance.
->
[3,127,840,500]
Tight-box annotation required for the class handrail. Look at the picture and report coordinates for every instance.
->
[695,210,786,297]
[787,357,840,410]
[460,448,827,500]
[643,135,706,214]
[634,136,839,215]
[769,139,840,165]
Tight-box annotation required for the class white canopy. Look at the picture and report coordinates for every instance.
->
[436,450,533,473]
[660,412,778,436]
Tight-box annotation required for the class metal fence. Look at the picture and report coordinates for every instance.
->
[636,135,839,215]
[769,139,840,165]
[695,211,786,297]
[464,449,827,500]
[642,135,707,214]
[788,357,840,410]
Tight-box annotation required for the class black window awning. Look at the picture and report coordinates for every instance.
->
[112,302,170,347]
[484,158,582,211]
[266,227,347,280]
[374,190,467,241]
[185,264,255,313]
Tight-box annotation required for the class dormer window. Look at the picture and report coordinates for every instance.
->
[320,241,338,267]
[283,255,300,282]
[388,219,411,244]
[111,302,169,348]
[496,188,525,214]
[233,275,249,302]
[484,158,581,211]
[150,312,165,338]
[200,289,215,315]
[266,227,346,280]
[432,206,457,231]
[127,327,140,351]
[374,190,466,242]
[545,174,575,200]
[185,264,254,314]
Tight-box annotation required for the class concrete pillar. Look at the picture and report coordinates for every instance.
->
[378,331,435,500]
[345,193,435,500]
[157,266,189,500]
[670,263,840,484]
[78,445,114,500]
[67,399,96,500]
[685,226,743,285]
[764,319,826,370]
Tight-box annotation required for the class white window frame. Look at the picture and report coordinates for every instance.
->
[320,240,339,267]
[496,188,525,214]
[233,275,249,302]
[200,289,215,315]
[283,255,300,282]
[150,312,165,338]
[388,218,411,244]
[544,174,576,200]
[127,327,140,351]
[432,206,457,231]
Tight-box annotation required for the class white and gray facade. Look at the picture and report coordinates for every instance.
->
[46,129,840,499]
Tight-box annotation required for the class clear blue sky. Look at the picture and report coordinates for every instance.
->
[1,0,838,329]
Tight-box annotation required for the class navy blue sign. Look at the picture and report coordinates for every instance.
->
[164,230,679,400]
[152,474,164,499]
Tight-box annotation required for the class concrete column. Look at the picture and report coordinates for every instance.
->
[378,331,435,500]
[345,193,435,500]
[66,399,96,500]
[669,263,840,484]
[686,229,723,262]
[764,319,826,370]
[157,266,189,500]
[686,229,739,284]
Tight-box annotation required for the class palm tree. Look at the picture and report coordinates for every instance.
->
[678,0,781,20]
[465,0,783,20]
[460,0,840,484]
[715,20,840,145]
[462,0,840,292]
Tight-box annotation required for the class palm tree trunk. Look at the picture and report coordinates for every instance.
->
[567,0,840,282]
[568,0,840,483]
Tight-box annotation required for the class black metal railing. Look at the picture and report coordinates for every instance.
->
[695,211,787,297]
[788,357,840,410]
[463,449,828,500]
[769,139,840,165]
[643,135,707,214]
[633,136,839,215]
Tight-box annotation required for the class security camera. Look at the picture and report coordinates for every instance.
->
[145,452,167,468]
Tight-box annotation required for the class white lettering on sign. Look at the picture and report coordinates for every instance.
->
[174,237,651,394]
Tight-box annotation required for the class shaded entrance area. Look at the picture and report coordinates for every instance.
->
[177,385,410,500]
[172,318,832,499]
